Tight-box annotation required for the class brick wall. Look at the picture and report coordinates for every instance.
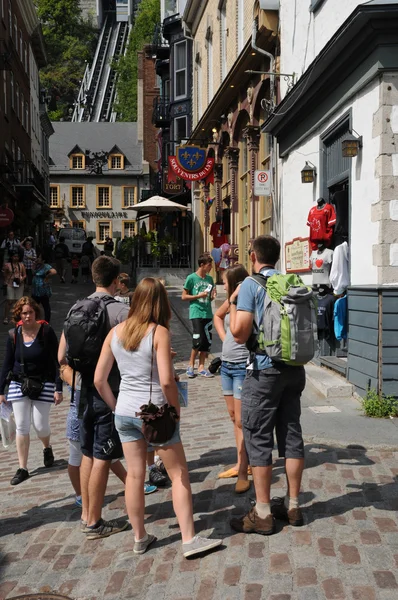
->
[137,48,159,181]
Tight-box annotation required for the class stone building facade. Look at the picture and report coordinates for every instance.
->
[183,0,278,271]
[49,122,149,249]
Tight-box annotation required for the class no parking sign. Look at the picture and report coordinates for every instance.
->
[254,170,271,195]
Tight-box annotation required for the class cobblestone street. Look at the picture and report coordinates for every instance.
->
[0,281,398,600]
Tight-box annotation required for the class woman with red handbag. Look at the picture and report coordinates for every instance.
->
[94,278,222,557]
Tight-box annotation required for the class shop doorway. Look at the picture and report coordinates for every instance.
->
[316,179,349,376]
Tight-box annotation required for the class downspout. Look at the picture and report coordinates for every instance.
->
[251,18,275,105]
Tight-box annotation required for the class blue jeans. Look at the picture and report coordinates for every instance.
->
[220,361,247,399]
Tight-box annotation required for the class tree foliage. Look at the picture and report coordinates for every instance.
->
[36,0,97,119]
[113,0,160,122]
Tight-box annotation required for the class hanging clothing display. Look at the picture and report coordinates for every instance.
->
[307,203,336,250]
[219,243,230,270]
[211,247,222,265]
[210,220,228,248]
[311,248,334,285]
[316,293,335,340]
[330,242,350,295]
[334,295,348,341]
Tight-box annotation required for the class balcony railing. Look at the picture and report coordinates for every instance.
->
[152,96,170,127]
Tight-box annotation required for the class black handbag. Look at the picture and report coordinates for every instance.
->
[138,326,179,444]
[18,327,44,400]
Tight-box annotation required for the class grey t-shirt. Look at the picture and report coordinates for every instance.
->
[222,313,250,364]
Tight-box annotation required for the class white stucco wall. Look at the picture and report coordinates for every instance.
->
[279,0,367,98]
[279,78,380,286]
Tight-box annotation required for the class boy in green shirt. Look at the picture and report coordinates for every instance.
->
[182,254,216,377]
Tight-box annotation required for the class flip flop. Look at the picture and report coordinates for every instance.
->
[218,467,239,479]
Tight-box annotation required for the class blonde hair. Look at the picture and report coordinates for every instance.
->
[120,278,171,351]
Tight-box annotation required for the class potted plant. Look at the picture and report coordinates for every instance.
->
[161,234,177,255]
[142,231,153,254]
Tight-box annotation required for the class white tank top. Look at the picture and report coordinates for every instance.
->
[111,325,166,417]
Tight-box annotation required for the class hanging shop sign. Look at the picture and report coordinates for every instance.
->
[285,237,311,273]
[168,146,214,184]
[254,170,271,195]
[163,172,184,194]
[0,206,14,227]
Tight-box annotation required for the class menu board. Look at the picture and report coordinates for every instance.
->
[285,237,311,273]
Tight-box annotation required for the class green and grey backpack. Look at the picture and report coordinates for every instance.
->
[249,273,317,366]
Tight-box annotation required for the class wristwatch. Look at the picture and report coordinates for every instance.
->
[229,298,238,306]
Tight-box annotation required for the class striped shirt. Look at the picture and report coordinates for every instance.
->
[7,381,55,403]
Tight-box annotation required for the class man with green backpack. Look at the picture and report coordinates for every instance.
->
[228,235,317,536]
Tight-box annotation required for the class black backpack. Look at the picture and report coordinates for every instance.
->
[64,295,116,380]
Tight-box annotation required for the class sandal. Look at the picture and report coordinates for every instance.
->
[218,467,239,479]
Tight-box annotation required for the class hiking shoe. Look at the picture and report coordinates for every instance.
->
[182,536,222,558]
[43,447,54,467]
[10,468,29,486]
[198,369,214,378]
[85,518,129,540]
[186,366,195,378]
[271,496,304,526]
[3,317,9,324]
[133,533,157,554]
[144,483,157,495]
[230,507,275,535]
[149,466,168,487]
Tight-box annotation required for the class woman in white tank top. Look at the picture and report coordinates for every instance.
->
[94,278,222,558]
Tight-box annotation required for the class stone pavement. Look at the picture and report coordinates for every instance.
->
[0,279,398,600]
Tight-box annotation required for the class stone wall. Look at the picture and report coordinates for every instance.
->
[80,0,97,24]
[372,72,398,284]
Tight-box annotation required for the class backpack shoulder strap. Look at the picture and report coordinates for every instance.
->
[248,273,269,292]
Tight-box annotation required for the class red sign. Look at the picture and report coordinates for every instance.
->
[168,156,214,184]
[0,207,14,227]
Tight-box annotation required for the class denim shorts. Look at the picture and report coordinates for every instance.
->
[115,414,181,447]
[220,361,247,400]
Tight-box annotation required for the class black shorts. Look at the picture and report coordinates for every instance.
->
[80,388,123,461]
[191,318,213,352]
[241,365,306,467]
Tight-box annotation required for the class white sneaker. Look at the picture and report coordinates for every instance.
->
[182,535,222,558]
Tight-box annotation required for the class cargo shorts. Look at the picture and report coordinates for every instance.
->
[241,365,306,467]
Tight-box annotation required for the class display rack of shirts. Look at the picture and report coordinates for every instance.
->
[307,202,336,250]
[334,295,348,341]
[330,242,349,295]
[316,292,335,341]
[310,248,334,286]
[210,220,228,248]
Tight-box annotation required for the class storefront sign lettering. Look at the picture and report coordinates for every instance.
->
[285,237,311,273]
[168,156,214,184]
[80,211,129,219]
[163,172,183,194]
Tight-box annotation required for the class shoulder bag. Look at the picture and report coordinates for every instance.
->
[138,326,179,444]
[18,326,45,400]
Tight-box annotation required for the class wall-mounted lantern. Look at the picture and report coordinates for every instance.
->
[342,130,362,158]
[301,162,316,184]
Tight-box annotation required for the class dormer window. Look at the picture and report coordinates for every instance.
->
[108,154,124,170]
[70,153,85,169]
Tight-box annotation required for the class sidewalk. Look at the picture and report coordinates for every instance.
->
[0,281,398,599]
